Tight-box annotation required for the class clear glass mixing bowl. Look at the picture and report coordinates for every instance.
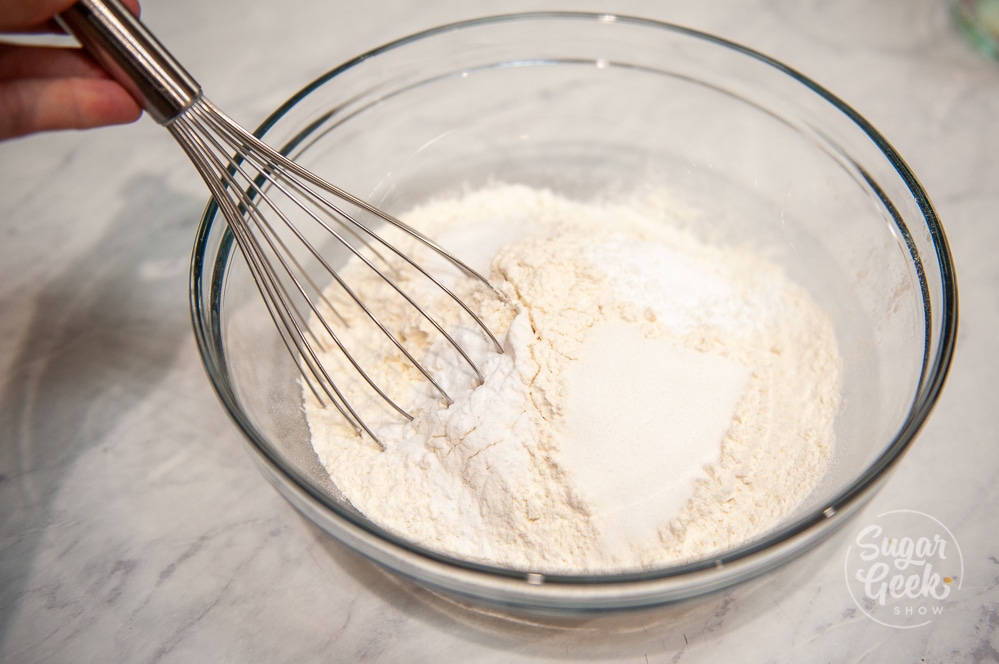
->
[190,13,957,613]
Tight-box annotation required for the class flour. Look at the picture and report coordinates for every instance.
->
[304,184,841,573]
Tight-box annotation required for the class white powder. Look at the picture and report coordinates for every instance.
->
[561,321,749,559]
[304,184,841,573]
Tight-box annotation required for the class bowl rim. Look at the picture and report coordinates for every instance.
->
[189,11,959,590]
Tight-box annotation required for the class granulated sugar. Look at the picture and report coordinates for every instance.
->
[561,320,750,559]
[304,184,841,573]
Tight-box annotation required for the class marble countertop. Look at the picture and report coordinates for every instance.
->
[2,0,997,661]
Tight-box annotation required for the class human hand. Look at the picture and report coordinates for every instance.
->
[1,0,143,140]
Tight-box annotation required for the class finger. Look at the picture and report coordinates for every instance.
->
[0,44,107,81]
[1,1,83,32]
[0,77,142,140]
[1,0,141,33]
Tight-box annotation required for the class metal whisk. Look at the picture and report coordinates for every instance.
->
[59,0,502,446]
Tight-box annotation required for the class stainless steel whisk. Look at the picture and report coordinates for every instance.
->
[59,0,502,446]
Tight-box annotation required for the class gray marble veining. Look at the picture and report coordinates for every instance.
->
[1,0,997,661]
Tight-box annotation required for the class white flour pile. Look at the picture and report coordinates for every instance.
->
[304,184,841,573]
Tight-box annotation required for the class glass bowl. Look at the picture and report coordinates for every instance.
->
[190,12,957,614]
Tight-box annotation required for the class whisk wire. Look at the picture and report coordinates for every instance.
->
[194,105,462,412]
[285,164,505,359]
[171,98,513,444]
[198,100,503,359]
[170,113,378,441]
[59,0,505,448]
[180,120,386,431]
[233,172,424,421]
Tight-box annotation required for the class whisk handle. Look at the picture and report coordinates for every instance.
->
[57,0,202,124]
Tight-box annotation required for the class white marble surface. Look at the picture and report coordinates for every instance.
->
[1,0,997,661]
